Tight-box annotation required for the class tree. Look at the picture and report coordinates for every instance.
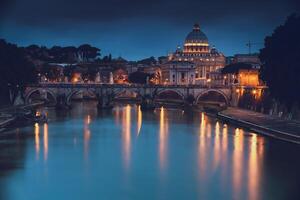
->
[78,44,100,62]
[63,65,76,78]
[102,53,112,62]
[259,14,300,109]
[128,71,151,84]
[137,56,157,65]
[82,65,99,81]
[40,64,62,81]
[0,39,37,104]
[221,62,252,74]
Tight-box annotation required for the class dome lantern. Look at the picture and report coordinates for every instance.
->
[193,23,200,31]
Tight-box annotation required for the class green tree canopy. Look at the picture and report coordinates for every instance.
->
[259,14,300,108]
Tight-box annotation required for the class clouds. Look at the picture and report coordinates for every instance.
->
[3,0,299,26]
[0,0,299,60]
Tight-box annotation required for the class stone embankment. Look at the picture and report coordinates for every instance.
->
[0,102,43,132]
[218,107,300,144]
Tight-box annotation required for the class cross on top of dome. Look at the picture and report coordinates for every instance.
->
[193,23,200,31]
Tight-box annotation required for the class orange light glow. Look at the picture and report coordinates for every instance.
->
[84,115,91,159]
[159,107,169,172]
[199,112,207,175]
[122,105,131,170]
[137,105,142,135]
[43,123,48,162]
[238,69,260,87]
[232,128,244,199]
[34,123,40,160]
[213,121,221,169]
[248,133,264,200]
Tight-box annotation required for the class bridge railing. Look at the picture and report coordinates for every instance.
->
[26,82,231,89]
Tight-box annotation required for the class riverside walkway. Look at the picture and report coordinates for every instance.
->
[0,102,43,131]
[218,107,300,144]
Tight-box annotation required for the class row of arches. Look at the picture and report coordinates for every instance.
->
[25,88,229,107]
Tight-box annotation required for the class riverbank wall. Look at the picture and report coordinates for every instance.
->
[0,102,44,132]
[218,107,300,144]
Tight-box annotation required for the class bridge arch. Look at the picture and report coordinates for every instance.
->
[154,89,185,103]
[195,89,230,106]
[66,89,97,105]
[113,88,141,100]
[25,88,56,105]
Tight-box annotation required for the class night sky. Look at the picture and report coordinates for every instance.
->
[0,0,299,60]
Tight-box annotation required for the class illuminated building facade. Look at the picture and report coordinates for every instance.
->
[222,54,262,87]
[161,61,195,85]
[238,69,260,87]
[142,66,162,84]
[168,24,226,85]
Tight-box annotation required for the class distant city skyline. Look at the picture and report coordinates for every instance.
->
[0,0,299,60]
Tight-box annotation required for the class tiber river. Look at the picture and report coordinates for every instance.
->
[0,101,299,200]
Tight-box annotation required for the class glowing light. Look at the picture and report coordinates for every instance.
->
[184,43,209,46]
[222,123,228,153]
[84,115,91,159]
[232,128,244,199]
[159,106,168,172]
[35,111,41,117]
[115,106,120,125]
[87,115,91,125]
[137,105,142,135]
[248,133,263,200]
[213,121,221,169]
[43,123,48,162]
[34,123,40,160]
[122,105,131,170]
[199,112,207,175]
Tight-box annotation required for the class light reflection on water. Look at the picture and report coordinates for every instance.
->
[34,123,40,160]
[0,102,299,200]
[122,104,131,170]
[159,107,168,172]
[43,123,48,162]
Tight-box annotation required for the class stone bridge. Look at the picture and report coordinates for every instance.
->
[24,83,238,109]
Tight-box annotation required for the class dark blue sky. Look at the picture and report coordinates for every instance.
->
[0,0,299,60]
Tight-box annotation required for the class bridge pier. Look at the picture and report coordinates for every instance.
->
[140,95,155,111]
[183,95,195,113]
[97,94,113,109]
[56,94,70,110]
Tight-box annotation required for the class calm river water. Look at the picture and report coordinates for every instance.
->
[0,102,299,200]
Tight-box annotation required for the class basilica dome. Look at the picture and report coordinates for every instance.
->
[185,24,208,44]
[183,24,209,54]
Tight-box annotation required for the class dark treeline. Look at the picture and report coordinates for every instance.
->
[0,39,37,105]
[0,40,103,105]
[258,14,300,119]
[25,44,101,63]
[237,14,300,119]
